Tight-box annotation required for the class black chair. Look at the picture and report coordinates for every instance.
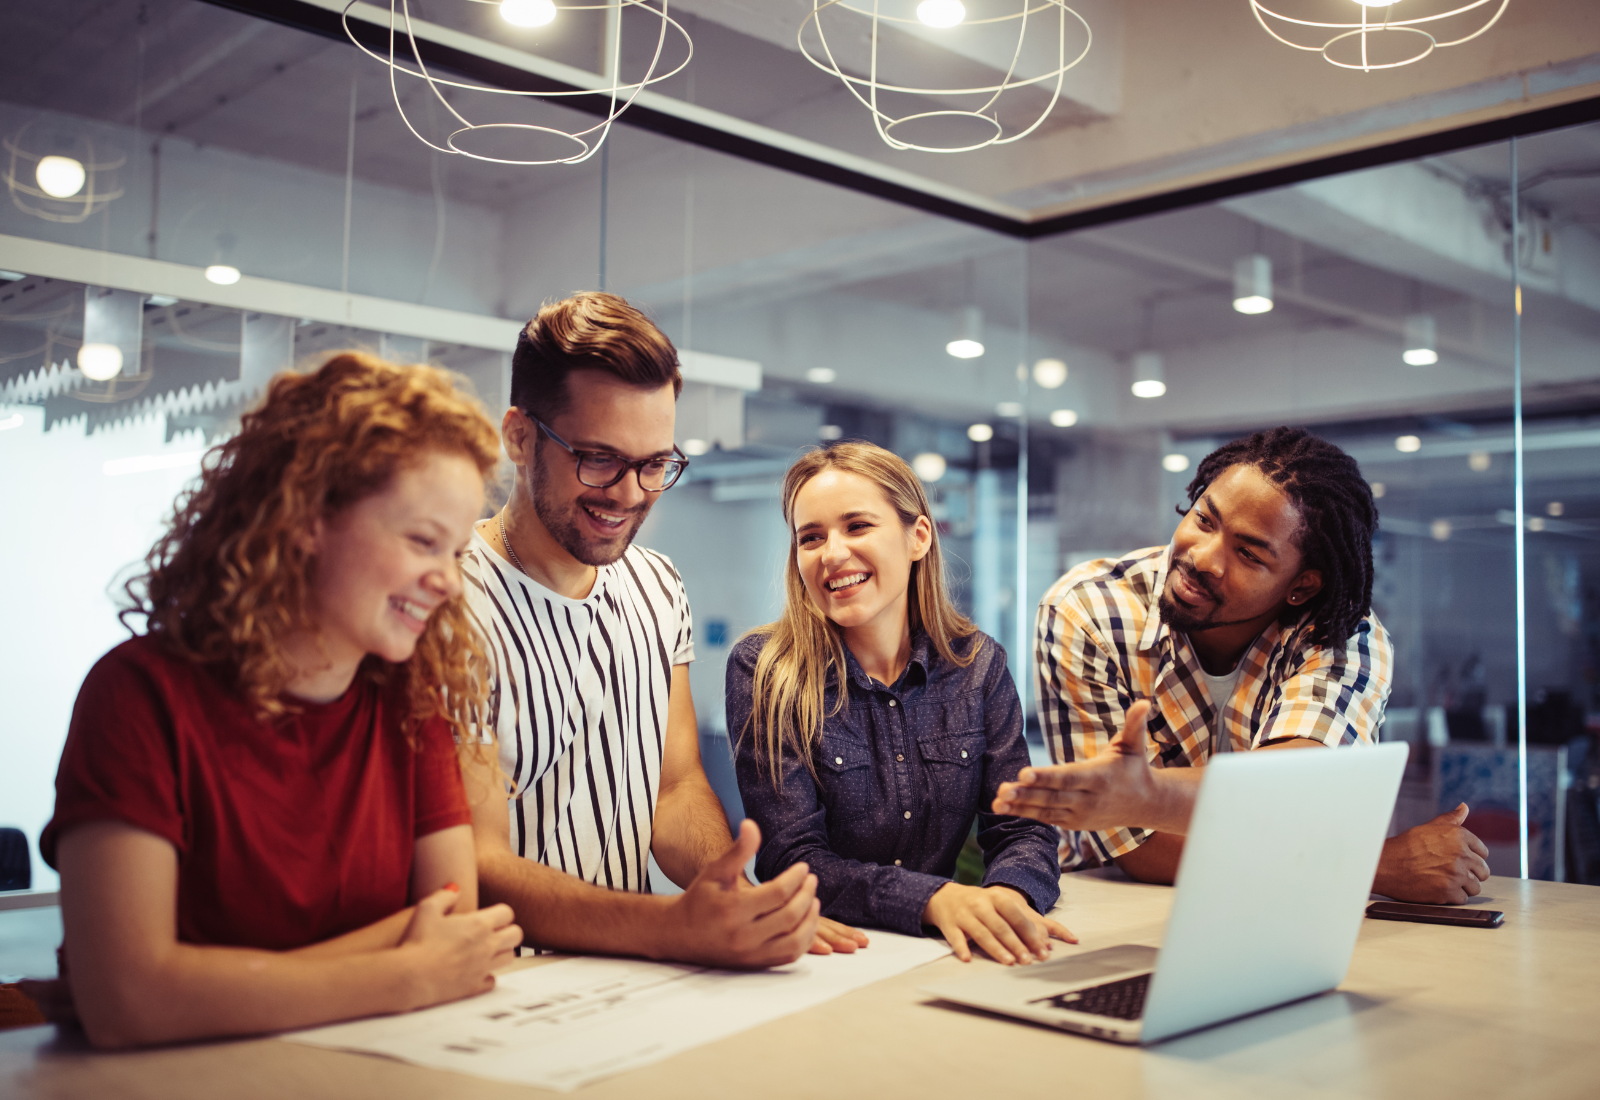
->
[0,828,30,892]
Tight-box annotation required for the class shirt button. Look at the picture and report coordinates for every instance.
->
[961,750,969,759]
[888,699,897,707]
[834,756,843,765]
[896,754,904,762]
[894,859,902,867]
[903,810,911,819]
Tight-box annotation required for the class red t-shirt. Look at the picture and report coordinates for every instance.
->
[41,637,471,951]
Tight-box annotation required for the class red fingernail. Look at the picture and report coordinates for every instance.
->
[445,882,460,892]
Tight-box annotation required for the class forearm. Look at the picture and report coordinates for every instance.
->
[477,848,678,958]
[1111,832,1185,885]
[762,837,942,936]
[1134,768,1205,835]
[80,938,426,1048]
[289,909,413,959]
[975,816,1062,914]
[651,773,734,887]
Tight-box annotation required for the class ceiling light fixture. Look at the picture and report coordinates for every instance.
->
[345,1,691,166]
[996,401,1023,418]
[1547,501,1564,517]
[1130,351,1166,399]
[1395,434,1422,453]
[205,265,242,285]
[1049,409,1078,427]
[1032,358,1068,389]
[1250,0,1509,72]
[912,452,947,482]
[1232,254,1274,314]
[946,306,984,359]
[819,424,844,440]
[1403,313,1438,366]
[77,343,125,382]
[500,0,558,26]
[806,366,837,383]
[967,423,994,443]
[680,438,710,456]
[799,1,1091,153]
[1162,453,1191,473]
[35,155,86,198]
[916,0,965,27]
[3,124,125,224]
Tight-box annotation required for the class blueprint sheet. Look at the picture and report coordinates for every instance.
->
[282,931,951,1091]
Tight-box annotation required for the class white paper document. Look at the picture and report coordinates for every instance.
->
[283,931,951,1091]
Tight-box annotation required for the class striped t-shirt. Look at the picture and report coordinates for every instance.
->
[461,532,695,892]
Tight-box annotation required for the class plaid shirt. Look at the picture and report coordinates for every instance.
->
[1034,545,1393,869]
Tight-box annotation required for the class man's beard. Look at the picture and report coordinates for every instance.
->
[529,454,651,568]
[1157,559,1260,633]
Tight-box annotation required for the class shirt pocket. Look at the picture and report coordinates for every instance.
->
[817,734,875,823]
[916,731,986,819]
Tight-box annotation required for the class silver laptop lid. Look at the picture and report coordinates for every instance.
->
[1140,740,1408,1043]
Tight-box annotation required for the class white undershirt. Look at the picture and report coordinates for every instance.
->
[1198,662,1246,755]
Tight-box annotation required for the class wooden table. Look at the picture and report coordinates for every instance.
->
[4,871,1596,1099]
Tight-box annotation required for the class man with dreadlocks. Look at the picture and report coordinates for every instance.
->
[992,427,1490,905]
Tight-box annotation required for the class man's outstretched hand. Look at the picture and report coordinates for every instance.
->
[992,701,1190,835]
[1373,803,1491,904]
[663,820,822,969]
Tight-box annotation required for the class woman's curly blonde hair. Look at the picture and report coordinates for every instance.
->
[120,351,502,742]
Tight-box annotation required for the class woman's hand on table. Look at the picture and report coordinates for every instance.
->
[922,883,1077,965]
[399,884,522,1009]
[809,917,870,955]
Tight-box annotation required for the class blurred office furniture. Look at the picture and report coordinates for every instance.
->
[0,831,29,893]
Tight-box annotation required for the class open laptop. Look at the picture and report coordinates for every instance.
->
[921,741,1408,1044]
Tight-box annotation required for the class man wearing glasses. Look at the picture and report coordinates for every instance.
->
[461,292,824,969]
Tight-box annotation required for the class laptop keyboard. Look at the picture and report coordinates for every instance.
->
[1030,972,1151,1020]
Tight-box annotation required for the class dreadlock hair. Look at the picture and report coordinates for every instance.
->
[1179,426,1377,647]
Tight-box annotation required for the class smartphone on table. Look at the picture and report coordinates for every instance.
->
[1366,901,1504,928]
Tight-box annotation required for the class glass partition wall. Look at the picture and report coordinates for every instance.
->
[2,0,1593,893]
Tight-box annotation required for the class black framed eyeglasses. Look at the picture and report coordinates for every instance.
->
[529,415,689,492]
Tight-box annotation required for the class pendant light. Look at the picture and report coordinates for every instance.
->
[1233,254,1274,315]
[346,1,692,166]
[1250,0,1510,72]
[799,1,1093,153]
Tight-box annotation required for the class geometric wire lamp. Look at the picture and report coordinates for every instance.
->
[343,1,692,165]
[1249,0,1510,72]
[3,122,125,224]
[799,1,1092,154]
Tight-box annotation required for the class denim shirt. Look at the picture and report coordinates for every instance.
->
[727,629,1060,937]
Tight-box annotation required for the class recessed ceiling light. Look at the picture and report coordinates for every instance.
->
[996,401,1023,418]
[681,438,710,456]
[1395,435,1422,453]
[967,423,994,443]
[806,367,836,384]
[912,452,947,482]
[205,265,241,285]
[1049,409,1078,427]
[1162,453,1191,473]
[1032,358,1068,389]
[819,424,843,440]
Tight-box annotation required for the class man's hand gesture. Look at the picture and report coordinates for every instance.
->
[664,820,822,969]
[1374,803,1491,904]
[992,702,1188,835]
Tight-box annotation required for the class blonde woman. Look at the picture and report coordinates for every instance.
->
[728,442,1075,965]
[35,353,520,1047]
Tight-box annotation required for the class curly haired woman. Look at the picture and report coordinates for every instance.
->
[35,352,521,1048]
